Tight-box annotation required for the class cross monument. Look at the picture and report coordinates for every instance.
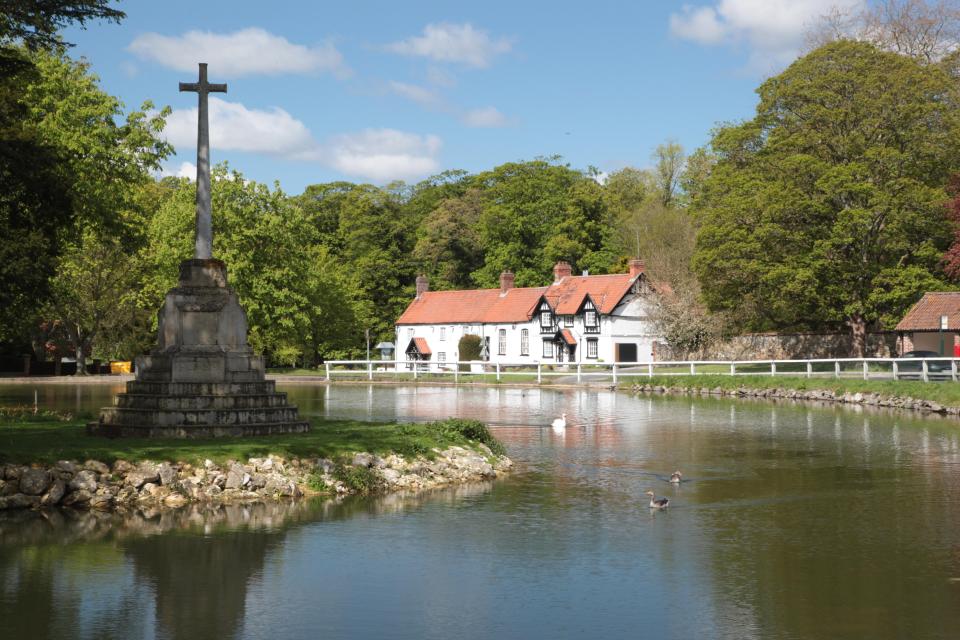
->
[179,63,227,260]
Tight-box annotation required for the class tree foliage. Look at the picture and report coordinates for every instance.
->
[693,40,960,355]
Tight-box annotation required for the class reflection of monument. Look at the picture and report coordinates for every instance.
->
[89,64,308,437]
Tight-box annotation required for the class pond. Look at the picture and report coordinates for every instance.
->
[2,382,960,639]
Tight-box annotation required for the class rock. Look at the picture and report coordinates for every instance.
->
[62,489,92,506]
[163,493,188,508]
[112,460,135,475]
[18,468,50,496]
[69,469,98,493]
[84,460,110,475]
[352,452,374,468]
[0,493,41,510]
[89,494,113,510]
[316,459,335,474]
[115,486,139,504]
[225,464,250,489]
[157,463,177,486]
[55,460,77,474]
[125,470,158,489]
[380,468,401,484]
[3,465,23,480]
[41,479,66,506]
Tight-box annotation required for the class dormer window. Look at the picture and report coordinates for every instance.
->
[584,300,599,334]
[539,301,553,330]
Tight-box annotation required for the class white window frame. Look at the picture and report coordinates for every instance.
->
[564,315,574,327]
[521,329,529,356]
[438,352,446,363]
[440,326,446,341]
[498,328,507,355]
[407,328,414,339]
[542,339,553,358]
[587,338,598,359]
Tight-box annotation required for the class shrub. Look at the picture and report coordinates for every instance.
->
[458,335,482,371]
[334,463,381,494]
[428,418,506,457]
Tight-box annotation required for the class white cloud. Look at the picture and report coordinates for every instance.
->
[462,106,509,128]
[165,98,440,182]
[388,81,441,107]
[128,27,349,77]
[159,161,197,180]
[325,129,442,182]
[669,0,865,70]
[386,23,512,68]
[165,97,317,157]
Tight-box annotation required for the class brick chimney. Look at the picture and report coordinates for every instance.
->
[500,271,515,295]
[628,258,645,279]
[415,274,429,299]
[553,261,572,283]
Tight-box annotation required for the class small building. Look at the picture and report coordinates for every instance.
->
[895,292,960,355]
[395,259,662,367]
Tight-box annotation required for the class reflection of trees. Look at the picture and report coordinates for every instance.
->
[0,483,498,640]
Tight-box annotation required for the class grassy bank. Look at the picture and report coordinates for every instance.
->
[621,375,960,408]
[0,412,505,465]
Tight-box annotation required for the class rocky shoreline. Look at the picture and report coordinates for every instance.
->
[0,445,513,512]
[629,382,959,415]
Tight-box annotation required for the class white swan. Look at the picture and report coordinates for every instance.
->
[551,412,567,432]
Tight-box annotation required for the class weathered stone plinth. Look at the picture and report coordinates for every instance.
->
[88,259,309,438]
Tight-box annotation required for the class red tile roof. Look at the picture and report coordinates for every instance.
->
[396,272,642,326]
[546,273,635,314]
[406,337,431,355]
[896,292,960,331]
[559,329,577,345]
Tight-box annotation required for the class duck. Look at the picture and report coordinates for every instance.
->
[645,490,669,509]
[551,412,567,432]
[669,470,683,484]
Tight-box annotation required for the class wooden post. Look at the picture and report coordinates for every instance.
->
[613,363,618,385]
[834,361,840,378]
[922,359,928,382]
[537,362,542,384]
[892,360,898,381]
[368,361,373,381]
[771,361,777,376]
[952,359,957,383]
[690,362,696,376]
[730,362,736,376]
[648,363,653,378]
[862,360,868,380]
[496,362,501,381]
[806,362,812,378]
[577,363,582,383]
[325,362,330,380]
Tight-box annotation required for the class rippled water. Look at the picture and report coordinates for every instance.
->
[2,382,960,639]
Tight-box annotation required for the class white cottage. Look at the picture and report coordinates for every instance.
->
[395,259,661,367]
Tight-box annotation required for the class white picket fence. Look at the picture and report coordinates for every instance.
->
[321,357,960,384]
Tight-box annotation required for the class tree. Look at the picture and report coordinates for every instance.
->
[46,228,141,375]
[693,41,960,356]
[0,48,170,353]
[652,141,684,207]
[807,0,960,63]
[413,188,484,289]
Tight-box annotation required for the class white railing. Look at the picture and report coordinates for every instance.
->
[318,357,960,383]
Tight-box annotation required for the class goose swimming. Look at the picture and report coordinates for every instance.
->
[645,490,669,509]
[669,471,682,484]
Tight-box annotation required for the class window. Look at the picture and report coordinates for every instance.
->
[564,315,574,327]
[584,310,599,333]
[440,327,446,341]
[539,302,553,330]
[543,339,553,358]
[438,352,446,363]
[498,329,507,355]
[587,338,598,359]
[521,329,529,356]
[407,328,414,339]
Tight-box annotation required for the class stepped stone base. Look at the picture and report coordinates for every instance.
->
[89,259,310,439]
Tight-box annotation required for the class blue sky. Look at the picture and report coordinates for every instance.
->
[62,0,862,195]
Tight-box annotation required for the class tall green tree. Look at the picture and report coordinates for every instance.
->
[693,40,960,355]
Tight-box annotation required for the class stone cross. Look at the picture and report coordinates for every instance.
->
[179,63,227,260]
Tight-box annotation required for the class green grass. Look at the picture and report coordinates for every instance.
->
[0,416,505,466]
[266,368,324,376]
[622,374,960,408]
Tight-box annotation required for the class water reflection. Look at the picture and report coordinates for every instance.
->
[2,384,960,639]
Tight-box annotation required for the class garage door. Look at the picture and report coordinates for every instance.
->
[615,343,637,363]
